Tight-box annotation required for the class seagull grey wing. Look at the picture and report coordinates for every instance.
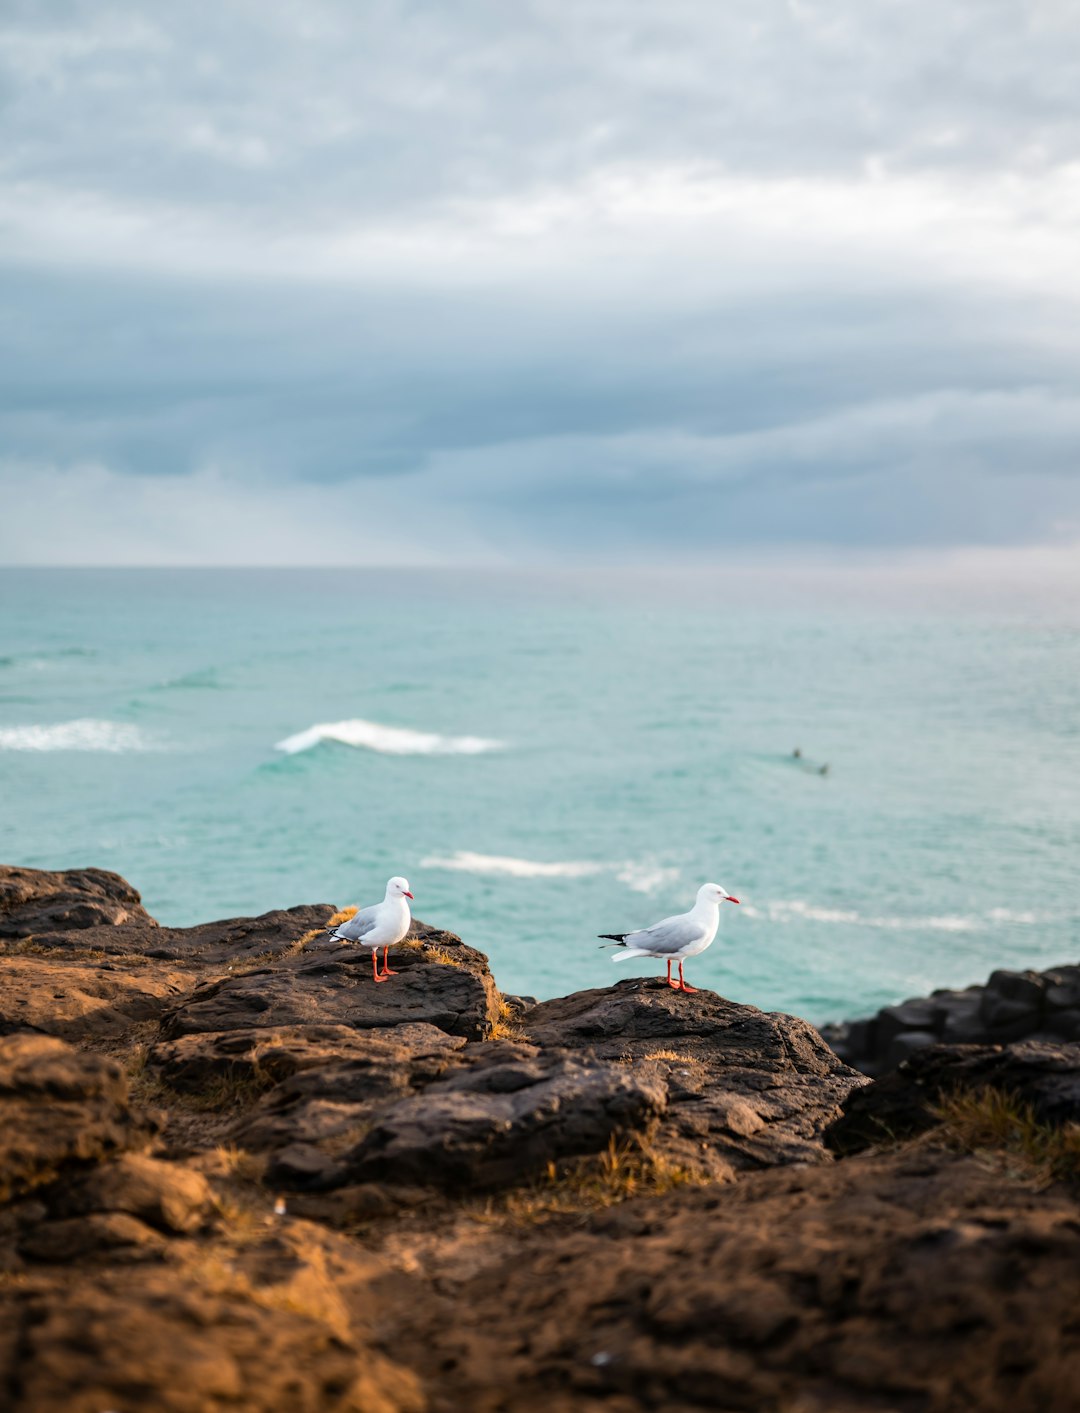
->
[631,916,705,955]
[333,905,380,942]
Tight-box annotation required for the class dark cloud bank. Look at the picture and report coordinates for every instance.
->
[2,1,1079,565]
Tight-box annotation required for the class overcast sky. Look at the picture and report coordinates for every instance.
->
[2,1,1079,566]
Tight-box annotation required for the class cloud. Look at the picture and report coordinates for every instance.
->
[1,2,1079,564]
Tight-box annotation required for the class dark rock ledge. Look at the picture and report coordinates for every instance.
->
[2,864,1079,1413]
[821,961,1080,1075]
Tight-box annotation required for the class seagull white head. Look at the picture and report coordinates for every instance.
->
[698,881,740,906]
[386,876,414,900]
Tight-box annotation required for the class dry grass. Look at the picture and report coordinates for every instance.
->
[471,1132,705,1226]
[488,1019,527,1041]
[935,1087,1080,1184]
[207,1144,268,1183]
[129,1064,272,1114]
[487,998,529,1042]
[290,906,358,954]
[1,938,109,960]
[399,937,462,968]
[643,1049,695,1064]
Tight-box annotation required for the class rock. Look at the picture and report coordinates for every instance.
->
[0,865,156,937]
[986,968,1047,1007]
[5,903,338,966]
[523,980,866,1178]
[826,1039,1080,1155]
[0,1034,156,1203]
[263,1143,345,1191]
[501,993,538,1017]
[18,1211,170,1264]
[0,1223,426,1413]
[160,946,501,1044]
[0,956,199,1041]
[877,998,937,1053]
[824,963,1080,1075]
[228,1023,469,1156]
[883,1028,937,1069]
[343,1042,669,1191]
[403,1143,1080,1413]
[47,1154,214,1234]
[150,1020,464,1094]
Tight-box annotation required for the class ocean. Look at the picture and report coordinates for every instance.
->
[2,566,1078,1025]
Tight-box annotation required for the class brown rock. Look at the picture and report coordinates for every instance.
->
[0,865,156,937]
[0,956,198,1041]
[405,1146,1080,1413]
[227,1023,468,1156]
[48,1153,214,1234]
[1,1223,426,1412]
[524,979,866,1178]
[18,1211,170,1264]
[827,1038,1080,1155]
[343,1042,669,1192]
[160,944,501,1044]
[150,1020,464,1094]
[3,903,337,965]
[0,1034,156,1203]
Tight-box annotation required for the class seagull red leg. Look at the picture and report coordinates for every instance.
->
[379,945,399,977]
[676,960,697,994]
[372,949,389,983]
[666,958,678,989]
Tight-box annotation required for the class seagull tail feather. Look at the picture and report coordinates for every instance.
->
[611,948,649,963]
[597,933,628,948]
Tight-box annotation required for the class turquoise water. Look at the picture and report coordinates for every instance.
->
[2,567,1078,1024]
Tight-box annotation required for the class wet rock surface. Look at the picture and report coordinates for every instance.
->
[822,962,1080,1076]
[1,865,1078,1411]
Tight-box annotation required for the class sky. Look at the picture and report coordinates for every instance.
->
[2,1,1079,567]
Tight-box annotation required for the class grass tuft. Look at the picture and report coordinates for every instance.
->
[472,1132,705,1225]
[289,906,358,955]
[488,1018,527,1042]
[935,1087,1080,1183]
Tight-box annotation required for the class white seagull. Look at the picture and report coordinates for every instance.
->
[599,881,740,993]
[327,876,414,983]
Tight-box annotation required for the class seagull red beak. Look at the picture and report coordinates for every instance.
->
[726,895,740,904]
[403,891,414,899]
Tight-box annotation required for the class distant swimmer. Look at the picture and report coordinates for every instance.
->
[790,747,830,777]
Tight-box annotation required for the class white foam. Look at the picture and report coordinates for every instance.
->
[275,718,503,757]
[986,907,1043,925]
[741,899,1046,932]
[615,863,681,894]
[421,851,606,880]
[0,719,153,752]
[421,851,678,893]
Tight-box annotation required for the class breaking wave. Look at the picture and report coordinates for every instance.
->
[739,899,1046,931]
[0,719,155,752]
[421,851,605,880]
[275,718,504,757]
[421,851,679,894]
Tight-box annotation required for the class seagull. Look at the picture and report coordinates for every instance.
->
[327,876,414,983]
[598,881,740,993]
